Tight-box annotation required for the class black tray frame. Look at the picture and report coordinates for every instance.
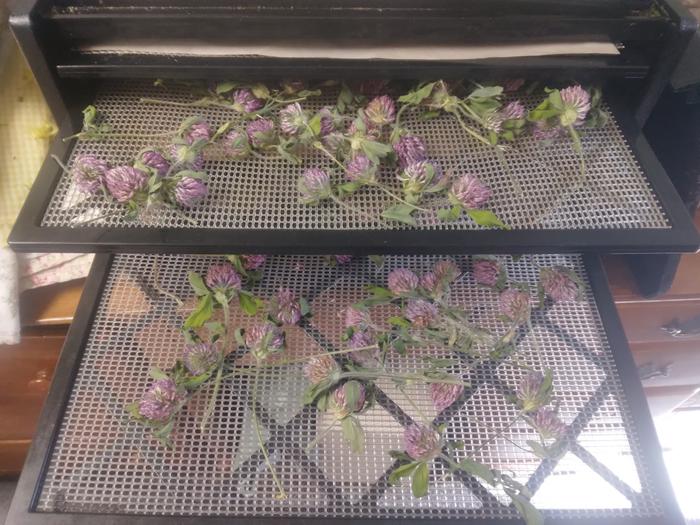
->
[7,95,699,255]
[3,254,684,525]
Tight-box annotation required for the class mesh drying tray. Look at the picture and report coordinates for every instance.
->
[8,81,698,253]
[7,253,683,525]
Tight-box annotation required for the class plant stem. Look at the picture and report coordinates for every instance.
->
[329,194,384,224]
[200,301,230,432]
[373,184,430,212]
[397,385,432,426]
[251,364,287,499]
[152,261,183,306]
[472,413,522,454]
[305,418,340,451]
[451,110,496,149]
[338,370,470,387]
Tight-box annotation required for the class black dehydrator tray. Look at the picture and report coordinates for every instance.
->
[8,81,699,254]
[6,253,683,524]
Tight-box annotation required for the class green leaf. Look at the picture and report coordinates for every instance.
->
[457,458,496,486]
[388,450,413,462]
[368,255,385,268]
[215,81,239,95]
[505,489,544,525]
[188,272,210,296]
[341,416,365,454]
[299,296,311,317]
[382,204,417,226]
[205,321,225,338]
[343,381,363,410]
[419,110,441,121]
[214,290,230,308]
[411,462,430,497]
[468,85,503,99]
[184,294,214,328]
[337,181,361,197]
[307,112,322,136]
[526,440,550,459]
[149,366,169,380]
[388,316,411,328]
[361,140,392,164]
[366,286,393,299]
[337,83,354,113]
[466,209,509,230]
[234,327,245,346]
[239,293,258,316]
[437,205,462,222]
[398,82,436,105]
[388,462,419,484]
[251,83,270,100]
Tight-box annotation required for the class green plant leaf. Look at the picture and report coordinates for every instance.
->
[466,209,509,230]
[437,205,462,222]
[184,293,214,328]
[149,366,169,380]
[388,462,419,484]
[388,316,411,328]
[337,83,354,113]
[505,489,544,525]
[239,293,258,315]
[468,85,503,99]
[411,462,430,497]
[398,82,436,105]
[299,297,311,317]
[388,450,413,462]
[382,204,418,226]
[369,255,385,268]
[215,81,239,94]
[251,83,270,99]
[341,416,365,454]
[367,286,393,298]
[457,458,496,485]
[188,271,210,296]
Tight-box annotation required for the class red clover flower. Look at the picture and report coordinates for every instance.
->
[245,322,285,361]
[516,371,550,413]
[303,354,341,386]
[404,424,441,461]
[240,254,267,270]
[388,268,420,295]
[104,166,148,203]
[393,135,427,169]
[205,263,242,295]
[270,287,302,325]
[298,167,332,205]
[279,102,308,136]
[365,95,396,126]
[222,130,251,160]
[173,176,208,208]
[183,342,219,376]
[472,256,503,287]
[345,153,378,185]
[168,143,205,170]
[449,174,492,209]
[559,85,591,127]
[405,299,439,328]
[138,378,183,422]
[138,149,170,178]
[332,380,367,417]
[540,267,581,303]
[532,407,567,440]
[246,118,276,148]
[72,154,109,194]
[183,121,212,145]
[430,381,464,412]
[232,88,264,114]
[499,288,531,325]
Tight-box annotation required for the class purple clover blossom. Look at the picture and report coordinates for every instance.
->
[318,106,338,136]
[532,408,567,440]
[540,267,581,303]
[138,378,183,422]
[404,424,441,461]
[365,95,396,126]
[499,288,531,325]
[357,79,390,97]
[322,131,347,156]
[222,130,250,160]
[345,153,378,185]
[393,135,427,169]
[205,263,242,295]
[184,121,212,145]
[405,299,439,328]
[138,149,170,177]
[303,354,340,386]
[449,175,492,210]
[348,118,381,142]
[334,255,353,264]
[472,257,502,287]
[246,118,276,148]
[503,78,526,93]
[245,322,285,361]
[104,166,148,203]
[183,342,219,376]
[430,381,464,412]
[419,272,439,295]
[332,380,367,416]
[483,111,506,134]
[501,100,526,121]
[517,371,551,413]
[532,121,566,141]
[279,102,308,136]
[168,143,205,171]
[72,154,109,194]
[240,254,267,270]
[387,268,420,295]
[270,287,302,325]
[433,259,461,285]
[398,160,445,196]
[345,306,371,329]
[174,176,208,208]
[298,167,332,205]
[232,88,264,114]
[560,85,591,127]
[348,331,381,367]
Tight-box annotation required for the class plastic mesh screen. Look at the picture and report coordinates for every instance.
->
[41,82,670,231]
[37,254,664,520]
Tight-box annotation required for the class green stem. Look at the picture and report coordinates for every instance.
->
[200,301,230,432]
[339,370,470,387]
[251,364,288,499]
[152,261,183,306]
[397,385,432,426]
[305,418,341,451]
[451,112,496,149]
[373,184,430,213]
[472,413,522,454]
[140,97,212,108]
[526,317,544,366]
[329,193,384,224]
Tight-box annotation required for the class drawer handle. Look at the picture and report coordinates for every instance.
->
[638,362,672,381]
[661,316,700,338]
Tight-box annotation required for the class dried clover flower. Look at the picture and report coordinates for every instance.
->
[169,143,205,171]
[322,131,347,155]
[357,79,390,97]
[138,378,183,421]
[532,407,567,440]
[348,331,381,366]
[388,268,420,295]
[332,380,367,417]
[419,271,439,295]
[270,287,302,325]
[183,342,219,376]
[279,102,308,135]
[398,160,446,198]
[240,254,267,270]
[472,256,502,287]
[532,121,565,141]
[174,176,208,208]
[298,167,332,205]
[365,95,396,126]
[104,166,148,203]
[232,88,264,113]
[499,288,531,325]
[319,106,340,136]
[540,267,582,303]
[430,381,464,412]
[348,118,381,143]
[246,118,276,148]
[560,85,591,127]
[205,263,242,295]
[183,121,212,145]
[449,174,492,209]
[334,255,353,264]
[245,322,285,361]
[516,371,551,413]
[503,78,526,93]
[138,149,170,177]
[501,100,526,121]
[345,306,371,329]
[404,424,441,461]
[73,154,109,194]
[345,153,378,185]
[303,354,341,386]
[433,259,461,285]
[405,299,439,328]
[222,130,251,160]
[393,135,427,169]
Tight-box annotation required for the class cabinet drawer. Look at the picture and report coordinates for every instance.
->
[632,340,700,389]
[618,301,700,345]
[6,253,683,524]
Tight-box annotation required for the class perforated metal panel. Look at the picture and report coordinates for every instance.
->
[37,254,663,520]
[42,82,670,231]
